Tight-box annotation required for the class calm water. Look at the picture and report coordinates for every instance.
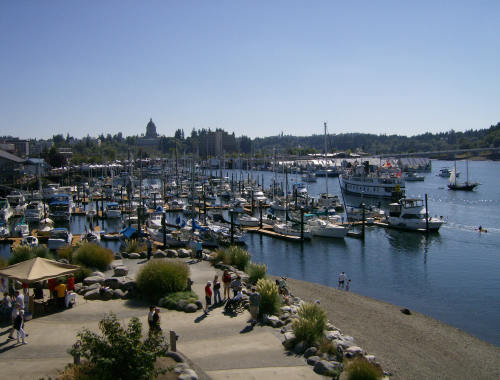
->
[2,160,499,346]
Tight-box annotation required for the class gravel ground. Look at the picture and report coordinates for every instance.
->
[275,276,500,380]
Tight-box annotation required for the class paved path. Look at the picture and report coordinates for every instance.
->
[0,257,313,380]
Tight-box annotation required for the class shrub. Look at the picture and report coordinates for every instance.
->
[73,266,94,283]
[136,259,190,300]
[256,278,281,316]
[56,362,97,380]
[67,312,172,380]
[0,256,8,269]
[345,356,383,380]
[292,302,329,346]
[57,246,74,262]
[227,246,252,271]
[73,243,114,271]
[317,337,336,356]
[124,239,146,253]
[32,245,50,259]
[8,245,34,265]
[210,248,227,265]
[161,291,198,309]
[247,261,267,284]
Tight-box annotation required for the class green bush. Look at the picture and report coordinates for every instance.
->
[73,243,114,271]
[317,337,336,356]
[0,256,7,269]
[227,246,252,271]
[67,312,172,380]
[247,261,267,284]
[210,248,227,265]
[73,266,94,283]
[345,356,383,380]
[256,278,281,316]
[123,239,146,253]
[57,246,74,262]
[32,245,50,259]
[292,302,328,346]
[161,291,198,309]
[8,246,34,265]
[136,259,190,300]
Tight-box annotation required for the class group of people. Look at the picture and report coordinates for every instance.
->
[3,291,28,344]
[338,271,351,291]
[188,236,204,261]
[48,274,76,308]
[147,306,162,332]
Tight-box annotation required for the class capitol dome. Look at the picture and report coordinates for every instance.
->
[145,118,157,138]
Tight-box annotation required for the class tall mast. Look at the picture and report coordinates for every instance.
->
[325,122,328,205]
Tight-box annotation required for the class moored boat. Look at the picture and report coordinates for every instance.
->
[388,198,445,231]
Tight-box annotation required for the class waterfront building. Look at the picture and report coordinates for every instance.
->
[200,130,237,157]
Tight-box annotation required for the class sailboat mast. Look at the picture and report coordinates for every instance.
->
[324,122,328,207]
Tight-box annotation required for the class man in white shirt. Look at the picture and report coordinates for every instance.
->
[15,291,24,311]
[338,272,347,290]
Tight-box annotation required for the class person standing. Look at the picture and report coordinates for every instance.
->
[345,279,351,292]
[248,286,261,323]
[222,269,232,300]
[338,272,347,290]
[147,305,155,331]
[14,309,27,344]
[66,274,75,292]
[54,280,67,308]
[204,281,212,315]
[21,282,29,296]
[196,240,203,262]
[213,275,222,304]
[151,308,161,332]
[48,278,57,299]
[15,291,24,312]
[188,236,197,259]
[146,237,153,261]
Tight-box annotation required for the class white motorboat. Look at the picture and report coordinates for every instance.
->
[301,172,317,182]
[21,235,38,247]
[238,214,259,227]
[292,183,308,198]
[388,198,445,231]
[228,199,246,214]
[269,198,288,211]
[182,204,198,216]
[273,223,312,239]
[262,213,282,225]
[24,200,45,223]
[346,204,384,221]
[42,184,60,200]
[38,218,54,236]
[304,214,348,238]
[48,228,73,250]
[48,194,72,222]
[7,192,27,215]
[403,172,425,182]
[81,230,101,243]
[103,202,122,219]
[438,168,460,178]
[252,190,269,205]
[0,198,14,221]
[147,211,164,229]
[13,222,29,237]
[0,222,9,238]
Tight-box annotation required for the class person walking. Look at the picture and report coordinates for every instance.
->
[147,305,155,331]
[213,275,222,304]
[151,308,161,332]
[338,271,347,290]
[345,279,351,292]
[7,303,21,340]
[14,309,27,344]
[248,286,261,324]
[146,237,153,261]
[222,269,232,300]
[204,281,212,315]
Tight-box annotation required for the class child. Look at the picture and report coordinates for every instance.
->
[14,309,27,344]
[148,305,155,330]
[345,279,351,292]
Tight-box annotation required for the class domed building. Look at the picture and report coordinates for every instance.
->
[137,118,161,146]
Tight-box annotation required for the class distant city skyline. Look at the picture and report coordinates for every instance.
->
[1,1,499,140]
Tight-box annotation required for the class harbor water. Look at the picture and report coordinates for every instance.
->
[1,160,499,346]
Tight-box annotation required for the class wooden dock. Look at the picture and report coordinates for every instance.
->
[243,225,302,241]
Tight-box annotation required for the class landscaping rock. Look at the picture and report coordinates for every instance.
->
[155,250,167,258]
[114,253,123,259]
[177,249,190,258]
[214,262,223,269]
[84,289,101,300]
[110,260,123,269]
[184,304,198,313]
[263,314,282,327]
[86,283,101,292]
[139,251,147,259]
[324,330,342,341]
[120,279,135,290]
[293,341,309,355]
[92,271,105,278]
[74,283,83,293]
[326,323,341,333]
[102,288,114,301]
[114,266,128,276]
[307,355,321,366]
[166,250,177,258]
[83,276,105,286]
[283,332,296,341]
[345,346,363,355]
[313,360,342,376]
[304,347,318,359]
[174,363,190,373]
[129,253,140,259]
[195,300,203,310]
[281,313,290,321]
[178,369,198,380]
[280,324,294,334]
[113,289,125,299]
[166,351,185,363]
[121,252,130,258]
[58,259,69,264]
[121,291,130,300]
[176,300,188,311]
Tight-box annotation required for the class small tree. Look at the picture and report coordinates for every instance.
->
[68,312,171,380]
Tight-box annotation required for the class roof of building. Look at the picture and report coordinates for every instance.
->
[0,149,25,163]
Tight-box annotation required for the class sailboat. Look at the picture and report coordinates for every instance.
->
[448,160,478,191]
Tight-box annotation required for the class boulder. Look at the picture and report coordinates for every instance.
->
[74,283,83,293]
[283,332,296,341]
[92,271,105,278]
[83,276,104,286]
[174,363,190,374]
[129,253,141,259]
[343,336,355,343]
[155,250,168,258]
[345,346,363,355]
[365,355,376,362]
[84,289,101,300]
[284,318,294,325]
[113,289,125,299]
[176,300,188,311]
[121,290,130,300]
[102,288,114,301]
[263,314,282,327]
[194,300,203,310]
[293,341,309,355]
[313,361,342,376]
[104,264,113,271]
[213,262,223,269]
[58,259,69,264]
[326,323,341,333]
[324,330,342,341]
[280,313,290,321]
[165,351,185,363]
[307,356,321,366]
[177,249,190,258]
[304,347,318,359]
[178,369,198,380]
[103,278,122,289]
[139,251,148,259]
[120,279,135,290]
[114,266,129,276]
[86,283,101,292]
[121,252,130,258]
[280,324,294,334]
[110,260,123,269]
[114,253,123,260]
[281,306,291,313]
[166,250,177,258]
[184,304,198,313]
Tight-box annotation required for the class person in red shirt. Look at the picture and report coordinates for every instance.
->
[21,282,29,296]
[66,274,75,292]
[47,278,57,299]
[204,281,212,315]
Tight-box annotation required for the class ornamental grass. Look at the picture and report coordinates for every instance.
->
[72,242,114,271]
[292,302,328,346]
[136,259,190,300]
[247,261,268,284]
[256,278,281,316]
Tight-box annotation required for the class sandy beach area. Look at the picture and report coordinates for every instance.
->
[277,276,500,380]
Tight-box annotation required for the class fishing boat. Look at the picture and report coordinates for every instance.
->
[448,161,478,191]
[387,198,445,231]
[303,213,348,238]
[48,228,73,250]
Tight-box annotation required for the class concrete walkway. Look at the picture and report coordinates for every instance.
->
[0,257,314,380]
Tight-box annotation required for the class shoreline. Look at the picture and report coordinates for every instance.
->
[272,275,500,380]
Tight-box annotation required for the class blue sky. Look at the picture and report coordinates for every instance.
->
[1,1,499,140]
